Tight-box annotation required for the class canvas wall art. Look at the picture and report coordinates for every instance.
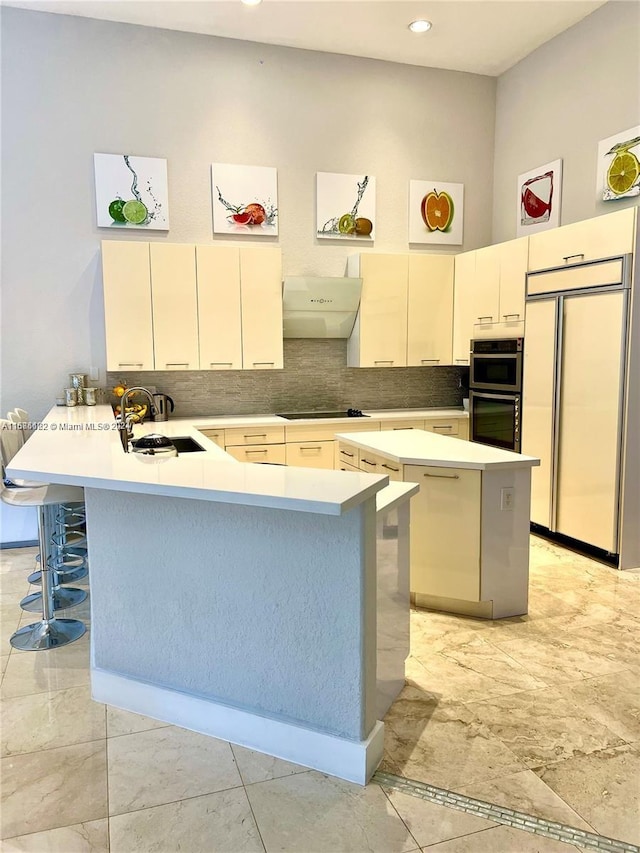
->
[94,153,169,229]
[596,126,640,202]
[211,164,278,235]
[316,172,375,239]
[409,180,464,245]
[516,159,562,236]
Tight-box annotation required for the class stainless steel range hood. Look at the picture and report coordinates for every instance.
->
[282,276,362,338]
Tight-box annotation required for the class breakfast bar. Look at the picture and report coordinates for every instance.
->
[7,405,394,784]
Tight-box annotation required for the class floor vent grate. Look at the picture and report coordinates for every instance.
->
[373,771,639,853]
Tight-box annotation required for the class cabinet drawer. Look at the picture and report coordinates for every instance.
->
[286,441,335,469]
[359,452,381,474]
[339,462,361,473]
[224,426,285,446]
[285,424,341,443]
[198,428,225,448]
[378,458,402,481]
[380,419,425,431]
[225,444,286,464]
[423,419,459,436]
[337,443,359,467]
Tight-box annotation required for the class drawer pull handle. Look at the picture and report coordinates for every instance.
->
[421,359,440,364]
[253,362,275,366]
[300,446,322,452]
[118,362,144,367]
[166,363,189,368]
[563,253,585,263]
[433,425,452,431]
[381,464,399,472]
[455,359,469,364]
[244,433,267,439]
[477,316,493,322]
[503,313,521,320]
[424,472,459,480]
[246,449,268,454]
[209,362,233,366]
[361,458,377,466]
[392,427,413,430]
[340,451,355,458]
[374,360,394,365]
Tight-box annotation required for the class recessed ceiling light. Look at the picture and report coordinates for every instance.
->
[408,19,432,34]
[241,0,263,6]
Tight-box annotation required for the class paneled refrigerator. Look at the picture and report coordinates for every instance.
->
[522,253,640,569]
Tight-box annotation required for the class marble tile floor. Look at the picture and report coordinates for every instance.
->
[0,538,638,852]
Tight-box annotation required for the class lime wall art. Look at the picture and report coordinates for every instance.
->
[409,180,464,245]
[516,159,562,237]
[94,153,169,230]
[596,126,640,202]
[211,164,278,236]
[316,172,375,240]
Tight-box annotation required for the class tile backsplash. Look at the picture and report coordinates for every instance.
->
[107,339,467,417]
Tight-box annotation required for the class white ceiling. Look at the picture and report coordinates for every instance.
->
[1,0,609,76]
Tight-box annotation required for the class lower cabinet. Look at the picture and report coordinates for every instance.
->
[198,429,225,448]
[226,444,286,464]
[402,465,481,601]
[224,425,285,465]
[423,419,461,438]
[285,441,335,469]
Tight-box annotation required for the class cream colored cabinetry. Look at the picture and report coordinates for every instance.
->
[224,425,285,465]
[197,428,225,448]
[381,419,425,430]
[150,244,199,370]
[452,251,476,365]
[348,253,454,367]
[286,441,335,469]
[404,465,481,601]
[196,246,242,370]
[407,255,454,366]
[102,241,282,372]
[469,238,528,338]
[102,241,154,372]
[528,207,636,272]
[423,418,460,437]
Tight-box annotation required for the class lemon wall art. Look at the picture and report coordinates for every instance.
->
[409,180,464,245]
[516,159,562,237]
[211,164,278,236]
[316,172,375,240]
[596,126,640,202]
[94,153,169,230]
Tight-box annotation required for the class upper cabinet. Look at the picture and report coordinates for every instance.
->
[102,241,154,372]
[528,208,637,272]
[347,252,454,367]
[102,241,283,371]
[452,251,476,365]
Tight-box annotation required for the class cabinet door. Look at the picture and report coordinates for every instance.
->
[285,441,335,469]
[149,243,199,370]
[407,255,454,366]
[102,241,154,371]
[528,208,636,272]
[351,254,409,367]
[404,465,481,600]
[240,248,283,370]
[498,237,528,324]
[452,251,476,365]
[473,244,501,329]
[196,246,242,370]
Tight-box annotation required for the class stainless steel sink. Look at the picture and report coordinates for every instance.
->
[170,436,205,453]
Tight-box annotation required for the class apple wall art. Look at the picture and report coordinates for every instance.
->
[94,153,169,229]
[316,172,375,240]
[516,159,562,236]
[211,163,278,235]
[409,180,464,245]
[596,126,640,202]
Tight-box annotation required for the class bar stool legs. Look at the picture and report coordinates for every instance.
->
[10,505,86,651]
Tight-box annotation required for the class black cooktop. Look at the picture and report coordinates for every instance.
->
[277,409,368,420]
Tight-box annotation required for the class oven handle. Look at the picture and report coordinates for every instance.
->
[470,353,520,360]
[469,391,520,402]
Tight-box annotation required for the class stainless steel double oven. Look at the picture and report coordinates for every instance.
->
[469,337,523,452]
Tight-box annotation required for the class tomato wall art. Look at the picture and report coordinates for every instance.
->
[516,159,562,237]
[211,163,278,236]
[409,180,464,245]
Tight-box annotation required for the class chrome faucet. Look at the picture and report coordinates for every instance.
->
[117,387,156,452]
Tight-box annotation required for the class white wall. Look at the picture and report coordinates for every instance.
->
[492,1,640,243]
[0,7,496,425]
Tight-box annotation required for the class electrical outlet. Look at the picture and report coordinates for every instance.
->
[500,487,515,511]
[89,366,100,381]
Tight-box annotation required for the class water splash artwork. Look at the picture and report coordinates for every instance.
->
[211,163,279,236]
[316,172,376,240]
[94,153,170,230]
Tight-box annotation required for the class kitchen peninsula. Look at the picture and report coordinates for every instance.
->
[336,429,540,619]
[7,405,395,785]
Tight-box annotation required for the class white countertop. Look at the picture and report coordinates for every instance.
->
[7,406,388,516]
[184,407,468,430]
[336,429,540,471]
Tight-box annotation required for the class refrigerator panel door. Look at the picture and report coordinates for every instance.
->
[522,299,556,528]
[556,291,625,552]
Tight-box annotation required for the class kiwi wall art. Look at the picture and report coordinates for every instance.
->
[211,163,279,236]
[409,180,464,245]
[94,153,169,230]
[516,159,562,236]
[316,172,376,240]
